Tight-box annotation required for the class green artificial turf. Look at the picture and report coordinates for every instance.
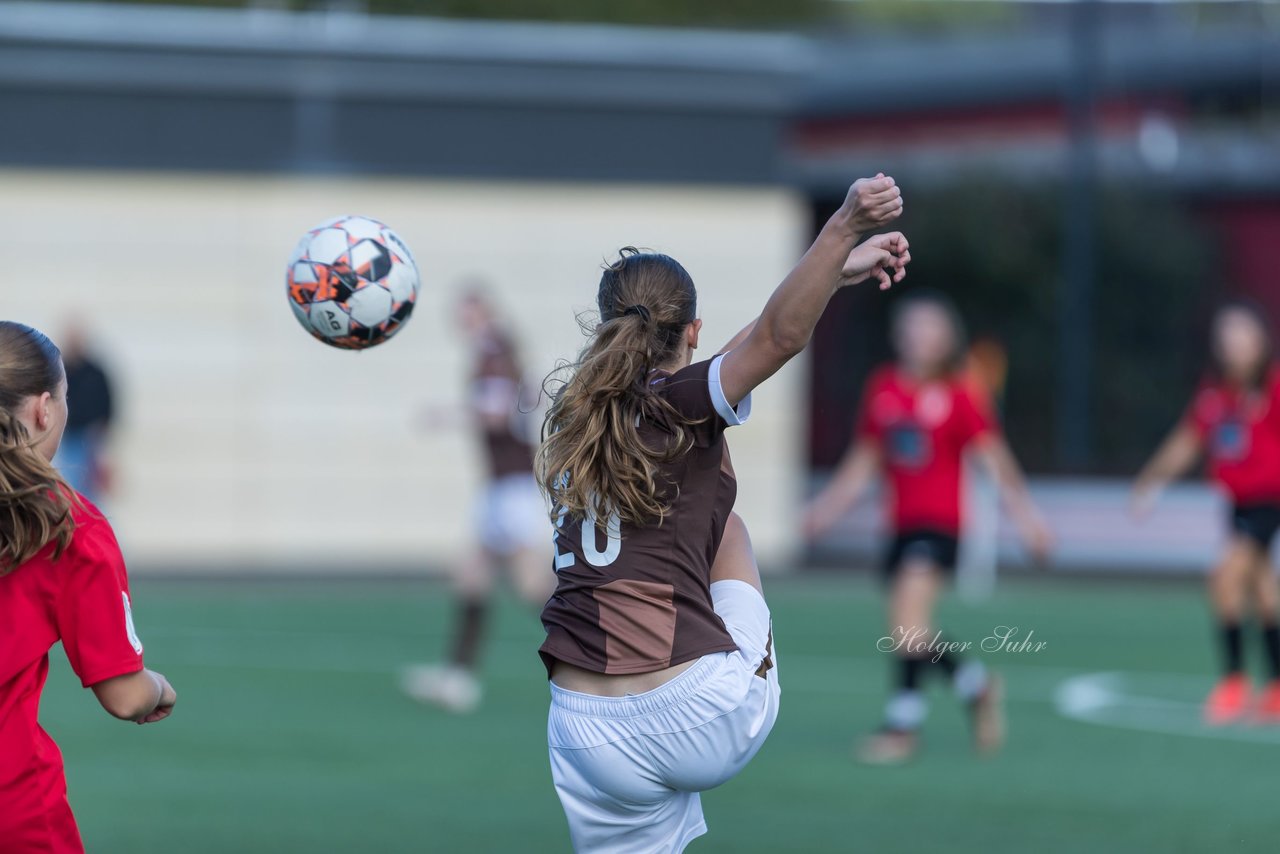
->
[39,575,1278,853]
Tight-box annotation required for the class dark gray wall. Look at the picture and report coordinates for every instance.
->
[0,3,804,183]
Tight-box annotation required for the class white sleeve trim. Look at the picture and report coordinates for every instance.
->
[708,354,752,427]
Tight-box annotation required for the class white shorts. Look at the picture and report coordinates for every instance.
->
[547,580,780,853]
[475,474,547,557]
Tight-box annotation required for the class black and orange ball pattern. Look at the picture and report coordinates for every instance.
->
[286,215,420,350]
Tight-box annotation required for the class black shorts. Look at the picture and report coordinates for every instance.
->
[1230,504,1280,551]
[883,530,960,580]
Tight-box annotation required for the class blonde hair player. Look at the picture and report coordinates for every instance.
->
[537,175,908,852]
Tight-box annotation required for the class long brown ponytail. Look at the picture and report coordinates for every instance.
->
[537,248,699,525]
[0,322,78,572]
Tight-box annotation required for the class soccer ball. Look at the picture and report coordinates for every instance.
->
[286,215,420,350]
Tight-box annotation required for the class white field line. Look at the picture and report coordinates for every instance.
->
[1054,672,1280,745]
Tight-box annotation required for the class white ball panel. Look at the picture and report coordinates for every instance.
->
[381,227,417,269]
[289,299,310,328]
[287,235,310,267]
[305,228,350,265]
[307,300,351,338]
[341,216,386,242]
[291,261,318,284]
[348,240,383,274]
[347,286,394,328]
[384,261,419,304]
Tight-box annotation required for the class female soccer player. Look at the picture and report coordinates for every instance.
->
[402,288,551,713]
[537,174,908,852]
[802,291,1051,764]
[1133,300,1280,724]
[0,321,177,853]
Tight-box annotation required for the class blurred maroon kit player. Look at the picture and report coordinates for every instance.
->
[402,290,550,713]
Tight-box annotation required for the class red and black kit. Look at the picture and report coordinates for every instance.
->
[854,366,995,576]
[1184,366,1280,549]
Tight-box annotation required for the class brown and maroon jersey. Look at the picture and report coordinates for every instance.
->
[471,331,535,480]
[539,355,752,677]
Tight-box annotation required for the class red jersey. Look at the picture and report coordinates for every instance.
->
[0,499,145,853]
[856,366,995,535]
[1183,368,1280,505]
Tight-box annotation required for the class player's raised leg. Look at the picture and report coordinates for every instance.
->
[710,512,777,692]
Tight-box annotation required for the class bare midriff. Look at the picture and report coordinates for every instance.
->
[549,658,699,697]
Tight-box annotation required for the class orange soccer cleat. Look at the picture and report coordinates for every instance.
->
[1204,674,1252,725]
[1253,681,1280,724]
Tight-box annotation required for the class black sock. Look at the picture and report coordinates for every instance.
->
[1262,624,1280,681]
[449,599,489,671]
[898,656,926,692]
[1220,622,1244,676]
[932,633,961,679]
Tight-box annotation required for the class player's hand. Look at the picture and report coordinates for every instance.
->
[137,671,177,725]
[1129,486,1159,521]
[839,232,911,291]
[839,174,903,233]
[800,503,835,541]
[1021,516,1055,567]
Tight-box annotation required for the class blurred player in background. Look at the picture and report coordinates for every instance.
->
[803,290,1051,764]
[52,320,115,505]
[1133,300,1280,724]
[0,321,176,853]
[539,174,907,852]
[402,287,552,713]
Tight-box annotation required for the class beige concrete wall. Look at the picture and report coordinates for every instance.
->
[2,170,808,573]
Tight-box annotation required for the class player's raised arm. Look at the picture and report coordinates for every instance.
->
[1131,422,1202,518]
[718,215,911,358]
[717,176,909,406]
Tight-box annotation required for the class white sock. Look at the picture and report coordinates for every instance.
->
[884,690,927,731]
[953,661,989,702]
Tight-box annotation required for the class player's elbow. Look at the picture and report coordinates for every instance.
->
[97,695,148,721]
[91,672,152,721]
[763,324,810,361]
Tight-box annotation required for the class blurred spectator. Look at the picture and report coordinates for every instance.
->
[54,322,115,505]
